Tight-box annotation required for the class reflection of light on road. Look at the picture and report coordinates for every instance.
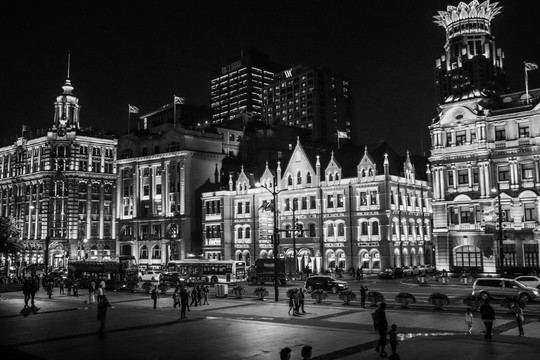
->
[398,332,462,341]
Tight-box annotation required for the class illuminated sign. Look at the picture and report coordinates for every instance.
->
[284,69,293,78]
[221,60,242,74]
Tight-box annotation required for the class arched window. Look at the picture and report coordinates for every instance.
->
[295,223,304,237]
[361,169,366,177]
[328,173,333,181]
[336,173,340,180]
[245,227,251,238]
[372,221,379,235]
[152,245,161,259]
[361,222,368,235]
[454,245,482,267]
[306,172,312,184]
[309,223,316,237]
[139,245,148,259]
[288,175,293,186]
[327,224,335,237]
[368,168,374,176]
[237,228,243,239]
[297,171,302,184]
[337,223,345,236]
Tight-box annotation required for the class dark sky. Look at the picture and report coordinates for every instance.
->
[2,0,540,155]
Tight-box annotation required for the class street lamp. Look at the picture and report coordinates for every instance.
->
[292,198,298,275]
[491,182,504,276]
[256,180,285,302]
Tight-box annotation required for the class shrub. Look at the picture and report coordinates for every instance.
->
[428,292,450,305]
[141,281,153,293]
[395,292,416,303]
[339,290,357,301]
[158,282,169,294]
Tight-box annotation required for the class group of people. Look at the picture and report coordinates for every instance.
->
[280,345,312,360]
[150,284,210,319]
[287,288,306,316]
[372,302,400,359]
[466,297,526,340]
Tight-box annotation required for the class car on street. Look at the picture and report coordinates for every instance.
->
[138,270,162,282]
[514,275,540,289]
[378,268,404,279]
[304,275,349,294]
[418,264,435,274]
[402,265,420,276]
[472,278,540,302]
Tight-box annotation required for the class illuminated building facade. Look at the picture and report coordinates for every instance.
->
[201,140,432,274]
[434,0,508,104]
[0,74,117,270]
[262,65,353,144]
[210,48,283,125]
[116,107,226,268]
[429,2,540,274]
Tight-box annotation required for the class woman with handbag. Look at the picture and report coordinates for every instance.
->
[514,304,525,336]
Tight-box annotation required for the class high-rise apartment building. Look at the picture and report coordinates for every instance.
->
[0,74,118,270]
[210,48,283,125]
[434,0,508,104]
[262,65,353,143]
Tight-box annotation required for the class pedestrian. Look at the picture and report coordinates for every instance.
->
[73,282,79,296]
[97,281,105,303]
[97,295,111,339]
[23,278,31,307]
[298,288,306,313]
[514,304,525,336]
[66,279,72,296]
[173,286,180,308]
[301,345,312,360]
[373,302,388,356]
[59,280,65,294]
[197,285,203,305]
[288,290,296,315]
[388,324,399,356]
[180,287,190,319]
[190,286,198,307]
[359,267,364,280]
[279,347,291,360]
[351,267,356,278]
[46,281,53,299]
[151,285,158,309]
[465,308,474,334]
[202,285,210,305]
[88,281,96,304]
[360,285,368,308]
[479,298,495,342]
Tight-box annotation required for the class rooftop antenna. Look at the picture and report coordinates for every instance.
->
[67,50,71,79]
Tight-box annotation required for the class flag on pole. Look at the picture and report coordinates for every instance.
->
[174,95,185,105]
[525,62,538,71]
[337,130,349,139]
[128,105,139,113]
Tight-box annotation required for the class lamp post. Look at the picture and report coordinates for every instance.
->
[292,198,297,275]
[256,180,284,302]
[491,182,504,276]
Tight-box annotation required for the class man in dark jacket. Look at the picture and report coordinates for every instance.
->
[97,295,111,338]
[374,302,389,355]
[360,285,368,308]
[480,298,495,341]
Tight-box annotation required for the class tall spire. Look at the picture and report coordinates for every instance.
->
[53,51,80,130]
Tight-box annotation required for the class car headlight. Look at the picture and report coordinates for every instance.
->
[533,290,539,296]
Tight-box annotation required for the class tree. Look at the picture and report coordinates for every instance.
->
[0,216,21,270]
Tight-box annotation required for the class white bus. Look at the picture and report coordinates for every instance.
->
[166,259,246,284]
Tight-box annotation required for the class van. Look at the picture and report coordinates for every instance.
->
[472,278,540,302]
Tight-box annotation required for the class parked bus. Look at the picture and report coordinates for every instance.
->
[68,255,138,287]
[166,259,246,284]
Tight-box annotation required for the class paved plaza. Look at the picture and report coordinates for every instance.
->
[1,283,540,360]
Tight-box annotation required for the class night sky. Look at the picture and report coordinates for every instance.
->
[3,0,540,155]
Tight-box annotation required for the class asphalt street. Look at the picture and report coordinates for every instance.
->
[1,278,539,360]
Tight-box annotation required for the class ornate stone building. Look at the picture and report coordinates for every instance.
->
[0,73,117,271]
[201,140,432,274]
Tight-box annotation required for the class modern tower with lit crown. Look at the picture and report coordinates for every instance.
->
[434,0,508,104]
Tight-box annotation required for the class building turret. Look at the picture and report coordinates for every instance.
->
[53,52,80,132]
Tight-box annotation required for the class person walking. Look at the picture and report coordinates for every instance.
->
[66,279,72,296]
[388,324,399,356]
[298,288,306,313]
[59,280,65,295]
[202,285,210,305]
[151,285,158,309]
[46,280,53,299]
[356,267,361,280]
[465,308,474,334]
[97,295,111,339]
[172,286,180,309]
[23,278,31,307]
[359,267,364,280]
[479,298,495,342]
[514,304,525,336]
[288,290,296,315]
[88,281,96,304]
[189,286,198,307]
[73,282,79,296]
[180,287,190,319]
[301,345,313,360]
[196,285,203,306]
[373,302,389,356]
[360,285,368,308]
[97,281,105,303]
